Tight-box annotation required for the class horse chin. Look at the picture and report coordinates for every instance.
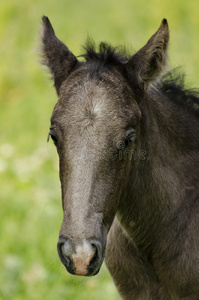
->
[63,258,103,277]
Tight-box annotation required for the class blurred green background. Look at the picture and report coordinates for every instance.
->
[1,0,199,299]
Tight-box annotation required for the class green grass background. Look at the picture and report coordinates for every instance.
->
[1,0,199,299]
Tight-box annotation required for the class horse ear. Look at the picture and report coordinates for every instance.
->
[125,19,169,90]
[41,16,78,95]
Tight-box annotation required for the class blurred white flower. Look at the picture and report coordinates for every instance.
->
[0,158,7,172]
[21,263,47,284]
[0,143,14,158]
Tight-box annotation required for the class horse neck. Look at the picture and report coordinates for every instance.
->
[117,86,199,240]
[137,86,199,183]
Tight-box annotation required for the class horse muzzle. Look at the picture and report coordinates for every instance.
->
[57,237,104,276]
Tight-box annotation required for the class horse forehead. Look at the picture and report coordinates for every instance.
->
[73,77,116,102]
[63,77,123,119]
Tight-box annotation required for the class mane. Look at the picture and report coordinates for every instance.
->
[80,41,199,117]
[79,39,129,66]
[160,70,199,118]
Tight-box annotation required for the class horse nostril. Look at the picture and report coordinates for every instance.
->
[88,240,102,271]
[57,237,75,273]
[89,245,98,268]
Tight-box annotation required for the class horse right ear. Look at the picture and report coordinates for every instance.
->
[41,16,78,95]
[125,19,169,91]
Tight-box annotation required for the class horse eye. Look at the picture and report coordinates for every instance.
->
[48,130,58,146]
[124,130,135,148]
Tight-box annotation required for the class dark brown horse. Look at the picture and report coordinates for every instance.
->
[41,16,199,299]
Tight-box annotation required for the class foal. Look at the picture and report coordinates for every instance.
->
[41,17,199,299]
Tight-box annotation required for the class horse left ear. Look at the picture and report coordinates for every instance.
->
[125,19,169,90]
[41,16,78,95]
